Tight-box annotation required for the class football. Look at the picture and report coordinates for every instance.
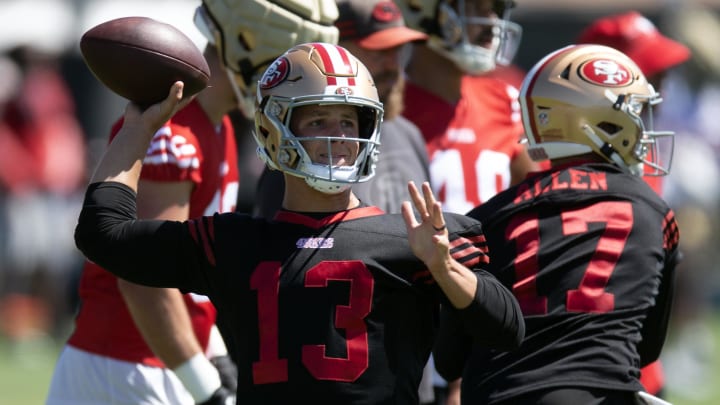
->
[80,16,210,106]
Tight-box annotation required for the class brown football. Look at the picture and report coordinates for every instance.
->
[80,16,210,106]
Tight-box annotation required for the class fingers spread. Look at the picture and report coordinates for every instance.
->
[408,181,428,218]
[401,201,417,231]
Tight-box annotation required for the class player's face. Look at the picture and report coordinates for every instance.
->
[458,0,498,49]
[290,104,361,166]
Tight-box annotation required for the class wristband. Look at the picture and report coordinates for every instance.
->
[205,324,229,358]
[172,352,222,403]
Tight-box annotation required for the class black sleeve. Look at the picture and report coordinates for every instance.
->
[433,271,524,381]
[637,248,680,366]
[432,305,472,381]
[74,182,204,291]
[455,271,525,351]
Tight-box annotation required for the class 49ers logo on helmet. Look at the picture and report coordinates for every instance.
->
[579,58,633,87]
[259,57,290,89]
[336,87,353,95]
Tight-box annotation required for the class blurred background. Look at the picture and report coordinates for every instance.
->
[0,0,719,403]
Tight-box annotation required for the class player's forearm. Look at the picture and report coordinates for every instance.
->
[118,281,200,367]
[431,258,479,309]
[118,280,226,402]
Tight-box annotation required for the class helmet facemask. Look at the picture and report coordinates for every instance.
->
[258,98,382,194]
[578,88,673,176]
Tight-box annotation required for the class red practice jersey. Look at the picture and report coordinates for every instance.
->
[403,76,525,213]
[69,99,239,367]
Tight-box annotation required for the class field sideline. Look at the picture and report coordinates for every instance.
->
[1,315,719,404]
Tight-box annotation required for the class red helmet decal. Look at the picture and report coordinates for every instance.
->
[259,56,290,89]
[579,58,633,87]
[373,1,402,23]
[310,43,356,87]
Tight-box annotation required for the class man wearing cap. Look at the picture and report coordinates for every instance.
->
[253,0,432,217]
[577,11,691,92]
[577,11,692,402]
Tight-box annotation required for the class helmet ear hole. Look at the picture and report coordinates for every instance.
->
[597,122,622,136]
[357,106,379,139]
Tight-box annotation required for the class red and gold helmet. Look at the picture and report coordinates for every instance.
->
[254,42,384,194]
[520,44,674,176]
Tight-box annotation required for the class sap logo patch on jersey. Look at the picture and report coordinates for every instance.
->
[296,237,334,249]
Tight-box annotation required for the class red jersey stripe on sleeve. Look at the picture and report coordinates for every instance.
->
[449,235,490,268]
[188,217,216,266]
[662,210,679,250]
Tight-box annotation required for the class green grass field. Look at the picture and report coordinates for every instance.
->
[1,315,719,405]
[0,335,58,405]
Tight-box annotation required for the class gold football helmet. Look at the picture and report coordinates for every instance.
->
[194,0,340,117]
[396,0,522,74]
[520,44,674,177]
[254,42,384,194]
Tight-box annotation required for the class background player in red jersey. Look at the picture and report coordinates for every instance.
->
[72,41,524,404]
[46,1,339,404]
[396,0,539,215]
[252,0,432,218]
[576,12,691,400]
[434,44,680,405]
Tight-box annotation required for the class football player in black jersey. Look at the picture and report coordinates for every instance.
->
[73,42,524,404]
[433,44,681,405]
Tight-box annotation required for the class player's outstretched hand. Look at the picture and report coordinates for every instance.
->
[402,181,450,273]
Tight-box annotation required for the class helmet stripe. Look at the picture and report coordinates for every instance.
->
[311,43,356,87]
[520,45,574,147]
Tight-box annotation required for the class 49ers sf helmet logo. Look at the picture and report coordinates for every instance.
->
[259,57,290,89]
[579,58,633,87]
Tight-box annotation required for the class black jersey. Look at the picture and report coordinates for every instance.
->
[434,162,680,404]
[75,182,523,404]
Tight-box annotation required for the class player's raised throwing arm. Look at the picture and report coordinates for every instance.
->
[75,84,198,289]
